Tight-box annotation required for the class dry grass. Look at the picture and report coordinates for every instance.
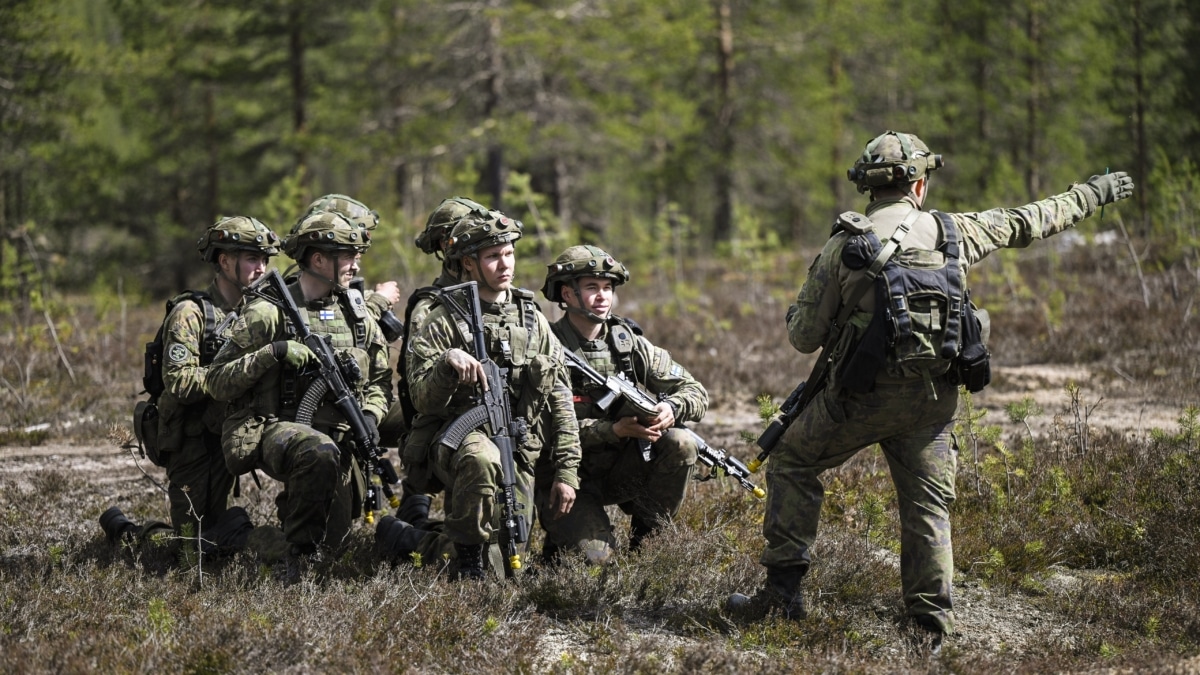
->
[2,241,1200,672]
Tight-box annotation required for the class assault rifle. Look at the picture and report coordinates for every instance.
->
[563,349,764,497]
[246,270,401,523]
[684,427,766,499]
[434,282,531,571]
[561,348,659,461]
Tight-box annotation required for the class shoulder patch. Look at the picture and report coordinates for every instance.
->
[167,343,189,363]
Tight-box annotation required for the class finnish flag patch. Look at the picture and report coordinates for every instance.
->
[319,309,336,322]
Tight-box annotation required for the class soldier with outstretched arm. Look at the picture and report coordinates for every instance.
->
[729,130,1134,653]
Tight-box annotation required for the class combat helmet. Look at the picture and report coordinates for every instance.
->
[283,210,371,262]
[302,193,380,232]
[847,130,944,194]
[416,196,491,255]
[541,245,630,304]
[444,210,523,260]
[197,216,281,263]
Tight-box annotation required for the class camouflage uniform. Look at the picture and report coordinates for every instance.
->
[764,131,1134,633]
[540,315,708,562]
[208,217,391,556]
[405,289,581,571]
[156,282,238,534]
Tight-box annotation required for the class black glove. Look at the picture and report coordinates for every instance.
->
[1083,171,1134,206]
[363,412,381,445]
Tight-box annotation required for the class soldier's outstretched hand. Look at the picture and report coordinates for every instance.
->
[444,348,488,390]
[1085,171,1134,205]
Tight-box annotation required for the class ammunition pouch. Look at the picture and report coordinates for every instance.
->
[133,400,163,466]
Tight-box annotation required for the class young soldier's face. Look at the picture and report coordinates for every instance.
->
[222,251,270,287]
[465,243,515,293]
[564,276,614,318]
[312,249,361,288]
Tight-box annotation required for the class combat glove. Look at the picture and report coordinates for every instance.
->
[1082,171,1134,206]
[272,340,317,369]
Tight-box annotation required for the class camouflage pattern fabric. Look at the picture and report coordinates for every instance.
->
[772,184,1111,634]
[539,316,708,561]
[157,281,237,534]
[208,280,392,553]
[405,289,581,560]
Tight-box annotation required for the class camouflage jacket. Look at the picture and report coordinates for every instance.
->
[157,280,235,440]
[787,186,1103,381]
[550,315,709,451]
[207,281,392,430]
[406,288,581,488]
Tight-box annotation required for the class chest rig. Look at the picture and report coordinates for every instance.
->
[279,284,371,415]
[561,316,640,417]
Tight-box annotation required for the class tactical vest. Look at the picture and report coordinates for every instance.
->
[278,285,372,428]
[838,210,985,392]
[555,316,640,420]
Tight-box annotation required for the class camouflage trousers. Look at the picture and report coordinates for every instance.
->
[258,421,358,554]
[164,430,235,536]
[538,427,697,563]
[763,376,959,633]
[430,429,535,572]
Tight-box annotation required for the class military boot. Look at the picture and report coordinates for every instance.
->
[628,515,656,552]
[376,516,427,561]
[199,507,254,555]
[726,564,808,621]
[99,507,142,543]
[396,493,433,531]
[453,543,486,581]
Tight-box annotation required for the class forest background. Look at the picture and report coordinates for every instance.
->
[3,0,1198,301]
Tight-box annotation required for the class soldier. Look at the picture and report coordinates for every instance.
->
[100,216,281,552]
[730,130,1134,648]
[395,198,493,513]
[206,210,393,580]
[538,245,708,564]
[298,194,403,344]
[396,213,581,579]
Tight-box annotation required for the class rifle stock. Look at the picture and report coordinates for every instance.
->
[246,270,400,523]
[436,282,530,571]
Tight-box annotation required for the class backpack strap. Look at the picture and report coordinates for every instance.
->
[930,210,965,359]
[834,208,918,334]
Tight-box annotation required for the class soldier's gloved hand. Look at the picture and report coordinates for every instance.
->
[1083,171,1134,205]
[363,412,381,445]
[271,340,316,369]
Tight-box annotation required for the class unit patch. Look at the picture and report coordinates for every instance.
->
[167,343,189,363]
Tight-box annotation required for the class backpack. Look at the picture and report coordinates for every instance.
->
[838,210,990,395]
[133,291,226,466]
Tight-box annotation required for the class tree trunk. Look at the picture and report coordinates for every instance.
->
[483,5,505,210]
[1025,1,1041,200]
[289,6,309,192]
[1133,0,1149,233]
[712,0,735,243]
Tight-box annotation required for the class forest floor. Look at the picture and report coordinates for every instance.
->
[3,360,1195,671]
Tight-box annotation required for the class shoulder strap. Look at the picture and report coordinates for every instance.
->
[832,208,918,333]
[170,290,222,365]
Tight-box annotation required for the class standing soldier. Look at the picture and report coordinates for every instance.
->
[206,210,393,581]
[731,130,1134,649]
[101,217,281,551]
[538,245,708,564]
[397,214,580,580]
